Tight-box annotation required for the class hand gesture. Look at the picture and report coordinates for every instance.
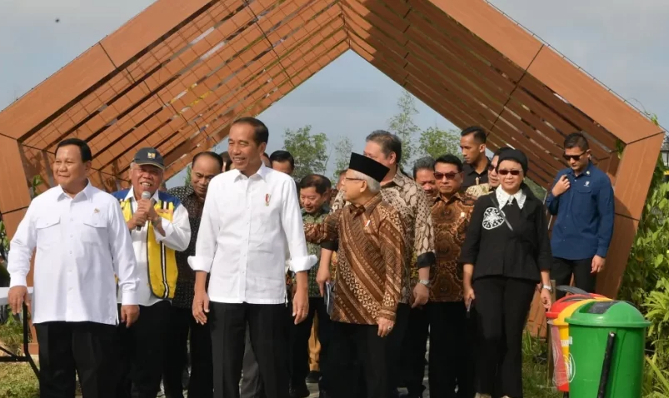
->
[377,316,395,338]
[193,290,210,324]
[120,305,139,327]
[8,286,30,315]
[552,175,570,197]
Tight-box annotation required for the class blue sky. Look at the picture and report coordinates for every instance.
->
[1,0,667,188]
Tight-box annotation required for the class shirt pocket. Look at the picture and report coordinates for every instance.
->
[81,213,108,246]
[573,186,594,216]
[35,215,61,247]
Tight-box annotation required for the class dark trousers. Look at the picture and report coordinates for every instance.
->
[210,302,290,398]
[552,257,597,299]
[400,307,429,396]
[240,329,265,398]
[116,301,171,398]
[330,321,390,398]
[35,321,117,398]
[473,276,536,398]
[428,301,475,398]
[162,306,213,398]
[290,297,332,391]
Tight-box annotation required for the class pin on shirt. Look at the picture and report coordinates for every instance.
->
[265,194,271,206]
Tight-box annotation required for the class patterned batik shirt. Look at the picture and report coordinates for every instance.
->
[330,171,435,303]
[290,206,329,298]
[465,183,491,199]
[305,194,407,324]
[167,185,203,309]
[429,192,476,302]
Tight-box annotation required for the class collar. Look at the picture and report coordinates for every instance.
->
[126,186,161,202]
[56,180,96,202]
[569,161,594,178]
[435,191,462,205]
[496,188,527,209]
[348,194,382,217]
[464,158,490,176]
[381,170,406,188]
[233,163,269,182]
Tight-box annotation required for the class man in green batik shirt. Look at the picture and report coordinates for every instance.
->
[286,174,337,398]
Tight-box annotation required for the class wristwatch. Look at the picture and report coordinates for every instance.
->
[419,279,431,288]
[542,284,553,292]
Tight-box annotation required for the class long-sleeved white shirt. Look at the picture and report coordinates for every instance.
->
[8,182,139,325]
[189,165,315,304]
[116,187,191,307]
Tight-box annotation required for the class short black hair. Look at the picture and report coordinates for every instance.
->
[232,117,269,145]
[192,151,223,170]
[493,147,512,158]
[56,138,93,162]
[219,151,232,171]
[366,130,403,163]
[413,156,435,179]
[460,126,487,144]
[564,132,589,151]
[300,174,331,195]
[270,150,295,170]
[434,154,463,172]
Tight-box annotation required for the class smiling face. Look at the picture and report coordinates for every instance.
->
[53,144,91,192]
[130,163,164,197]
[228,122,266,175]
[415,168,436,198]
[300,186,327,214]
[190,155,222,200]
[497,159,524,194]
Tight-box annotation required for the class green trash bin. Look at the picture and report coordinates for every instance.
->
[566,300,650,398]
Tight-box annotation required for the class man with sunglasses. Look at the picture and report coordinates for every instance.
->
[546,132,614,299]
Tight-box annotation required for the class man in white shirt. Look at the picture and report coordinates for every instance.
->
[111,148,191,398]
[7,138,139,398]
[190,117,314,398]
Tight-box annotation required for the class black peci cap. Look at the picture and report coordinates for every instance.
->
[348,152,389,183]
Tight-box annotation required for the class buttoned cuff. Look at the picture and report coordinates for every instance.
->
[153,218,174,241]
[188,255,213,273]
[290,254,317,273]
[9,274,27,288]
[415,252,436,269]
[120,290,138,306]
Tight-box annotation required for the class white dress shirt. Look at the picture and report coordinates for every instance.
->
[117,187,191,307]
[496,188,527,209]
[189,165,315,304]
[8,182,139,325]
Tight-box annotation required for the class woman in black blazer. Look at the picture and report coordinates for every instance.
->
[459,149,552,398]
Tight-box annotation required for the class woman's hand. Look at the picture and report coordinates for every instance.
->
[463,285,475,308]
[540,288,552,310]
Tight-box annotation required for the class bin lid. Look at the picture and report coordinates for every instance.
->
[546,294,609,319]
[566,300,651,328]
[554,299,597,326]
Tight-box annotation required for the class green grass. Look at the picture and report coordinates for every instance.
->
[0,363,39,398]
[522,332,561,398]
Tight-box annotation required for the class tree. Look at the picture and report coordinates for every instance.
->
[331,136,353,181]
[388,91,420,169]
[183,165,192,186]
[283,125,328,180]
[418,126,461,159]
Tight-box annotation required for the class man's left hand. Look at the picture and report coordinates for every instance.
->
[591,255,606,273]
[292,288,309,324]
[412,283,429,308]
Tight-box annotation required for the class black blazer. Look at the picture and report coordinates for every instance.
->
[458,185,552,283]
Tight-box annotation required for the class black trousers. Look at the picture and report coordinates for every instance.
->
[162,306,213,398]
[552,257,597,299]
[290,297,332,391]
[473,276,536,398]
[329,321,390,398]
[400,306,429,396]
[116,301,171,398]
[428,301,475,398]
[35,321,117,398]
[210,302,290,398]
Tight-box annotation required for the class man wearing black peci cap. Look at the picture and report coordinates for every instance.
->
[112,147,192,398]
[304,153,408,398]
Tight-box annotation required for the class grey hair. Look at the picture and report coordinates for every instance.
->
[412,156,435,178]
[349,170,381,194]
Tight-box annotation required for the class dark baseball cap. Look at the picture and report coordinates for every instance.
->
[133,148,164,169]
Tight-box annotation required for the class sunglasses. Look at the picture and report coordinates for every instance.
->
[498,169,521,176]
[563,151,586,161]
[434,172,459,180]
[488,164,497,171]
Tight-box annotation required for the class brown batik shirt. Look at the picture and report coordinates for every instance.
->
[330,171,435,303]
[429,192,476,302]
[304,194,407,325]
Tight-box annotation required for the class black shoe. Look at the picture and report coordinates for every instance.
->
[289,384,310,398]
[306,370,321,384]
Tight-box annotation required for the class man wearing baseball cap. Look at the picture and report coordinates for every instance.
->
[112,147,192,398]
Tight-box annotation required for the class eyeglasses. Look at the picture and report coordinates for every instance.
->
[434,172,459,180]
[498,169,521,176]
[563,152,586,161]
